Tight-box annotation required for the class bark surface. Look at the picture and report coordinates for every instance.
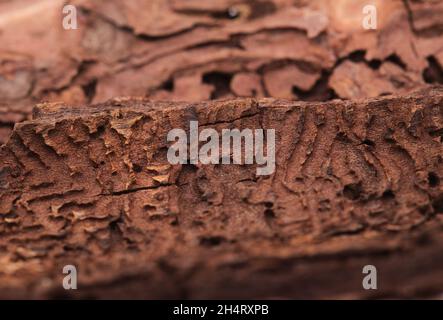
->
[1,87,443,299]
[2,0,443,144]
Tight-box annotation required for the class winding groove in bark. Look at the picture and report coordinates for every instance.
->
[0,87,443,299]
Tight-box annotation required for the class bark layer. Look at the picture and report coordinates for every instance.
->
[2,0,443,144]
[1,87,443,299]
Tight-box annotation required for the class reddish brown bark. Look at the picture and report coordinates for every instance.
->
[1,87,443,299]
[1,0,443,145]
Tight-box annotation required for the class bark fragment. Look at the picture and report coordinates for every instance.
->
[2,0,443,145]
[1,87,443,299]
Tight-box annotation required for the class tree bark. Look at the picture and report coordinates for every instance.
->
[2,0,443,145]
[1,87,443,299]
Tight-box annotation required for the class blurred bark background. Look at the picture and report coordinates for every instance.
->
[1,0,443,144]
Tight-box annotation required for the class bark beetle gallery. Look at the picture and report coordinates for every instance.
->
[0,0,443,299]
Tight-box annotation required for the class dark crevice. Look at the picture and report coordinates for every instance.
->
[199,236,226,247]
[82,79,97,102]
[428,172,440,188]
[386,54,407,70]
[158,78,174,92]
[292,70,338,101]
[184,37,245,51]
[335,50,380,70]
[362,139,375,147]
[132,164,143,173]
[264,201,274,208]
[0,122,14,129]
[202,72,233,99]
[428,128,443,143]
[264,208,276,219]
[263,198,276,221]
[104,184,173,196]
[423,56,443,84]
[343,183,363,201]
[348,50,367,63]
[382,190,395,200]
[368,59,382,70]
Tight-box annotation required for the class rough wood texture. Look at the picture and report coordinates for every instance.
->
[1,87,443,299]
[2,0,443,144]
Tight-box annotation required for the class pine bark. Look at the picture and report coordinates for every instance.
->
[1,87,443,299]
[2,0,443,145]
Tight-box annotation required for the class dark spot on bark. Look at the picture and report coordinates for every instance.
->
[386,54,407,70]
[143,204,156,212]
[264,201,274,208]
[428,172,440,187]
[200,236,226,247]
[349,50,366,63]
[429,128,443,140]
[170,217,179,226]
[368,59,382,70]
[90,125,105,139]
[418,204,431,216]
[382,189,395,200]
[109,218,122,239]
[362,139,375,147]
[4,212,18,219]
[82,79,97,101]
[161,78,174,91]
[203,72,233,99]
[336,132,352,143]
[264,208,275,219]
[292,70,337,101]
[432,195,443,213]
[423,56,443,84]
[343,183,362,200]
[384,131,397,143]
